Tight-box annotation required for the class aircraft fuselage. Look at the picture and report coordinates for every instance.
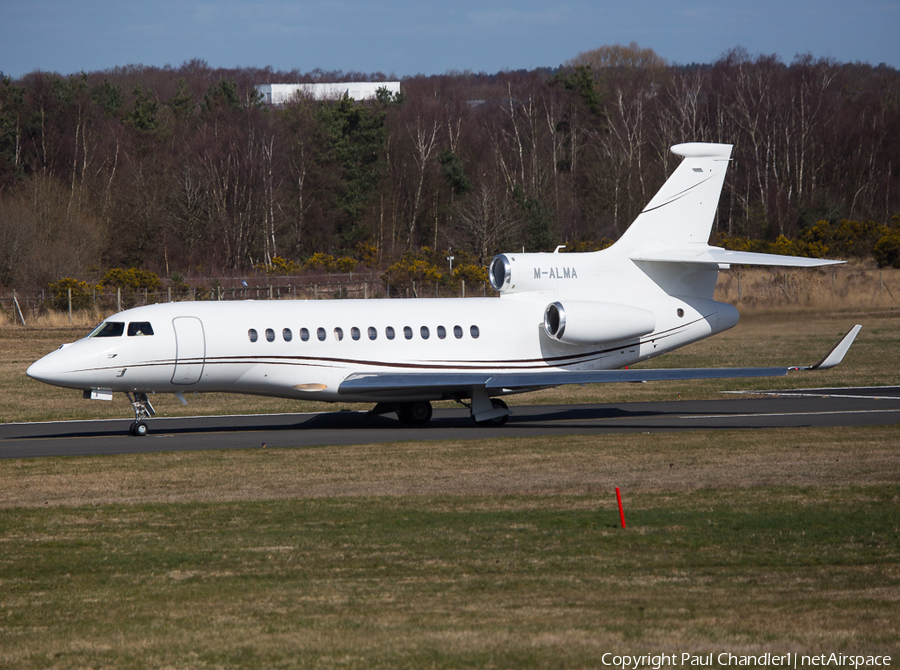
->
[27,293,734,404]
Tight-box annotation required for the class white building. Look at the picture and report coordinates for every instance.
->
[256,82,401,105]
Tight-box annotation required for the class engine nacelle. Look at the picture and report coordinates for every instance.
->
[489,253,588,295]
[543,300,656,345]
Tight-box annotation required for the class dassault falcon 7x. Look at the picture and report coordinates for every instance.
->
[28,143,861,436]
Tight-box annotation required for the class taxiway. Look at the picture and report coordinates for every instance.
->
[2,387,899,459]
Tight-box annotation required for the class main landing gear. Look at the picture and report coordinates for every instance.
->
[396,401,434,425]
[371,397,510,427]
[398,397,511,426]
[472,398,509,426]
[126,392,155,436]
[370,401,434,425]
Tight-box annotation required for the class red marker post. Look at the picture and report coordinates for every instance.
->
[616,487,626,529]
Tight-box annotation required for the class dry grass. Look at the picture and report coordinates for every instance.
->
[717,263,900,310]
[0,304,109,328]
[0,429,897,667]
[2,426,899,510]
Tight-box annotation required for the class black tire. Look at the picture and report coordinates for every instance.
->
[132,421,148,437]
[397,401,433,425]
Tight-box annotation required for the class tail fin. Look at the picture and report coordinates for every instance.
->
[614,143,733,254]
[614,142,844,269]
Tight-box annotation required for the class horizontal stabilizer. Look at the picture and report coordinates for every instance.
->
[633,246,845,267]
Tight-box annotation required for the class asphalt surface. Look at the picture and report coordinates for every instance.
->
[2,386,900,459]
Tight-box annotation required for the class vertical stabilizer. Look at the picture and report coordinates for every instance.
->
[614,143,733,254]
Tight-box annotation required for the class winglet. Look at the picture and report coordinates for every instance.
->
[792,325,862,371]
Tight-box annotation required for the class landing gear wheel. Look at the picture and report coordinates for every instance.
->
[130,421,148,437]
[473,398,509,427]
[396,401,433,425]
[125,392,155,436]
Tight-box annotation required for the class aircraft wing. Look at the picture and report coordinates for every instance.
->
[337,325,861,396]
[338,366,789,396]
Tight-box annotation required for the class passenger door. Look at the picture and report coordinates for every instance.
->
[171,317,206,385]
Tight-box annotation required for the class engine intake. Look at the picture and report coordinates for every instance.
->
[543,301,656,345]
[489,254,512,292]
[489,253,589,294]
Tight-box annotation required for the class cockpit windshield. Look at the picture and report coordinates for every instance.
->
[127,322,154,336]
[89,321,125,338]
[88,321,154,338]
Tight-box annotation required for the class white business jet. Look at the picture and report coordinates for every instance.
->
[27,143,861,436]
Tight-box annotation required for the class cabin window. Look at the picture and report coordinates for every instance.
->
[453,325,463,339]
[90,322,125,338]
[403,326,413,340]
[437,325,446,339]
[420,326,430,340]
[127,322,154,336]
[386,326,395,340]
[317,327,326,341]
[334,327,344,341]
[266,328,275,342]
[283,328,292,342]
[300,328,309,341]
[368,326,377,340]
[248,328,258,342]
[470,325,480,339]
[351,327,360,341]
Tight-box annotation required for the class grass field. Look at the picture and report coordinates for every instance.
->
[1,429,898,667]
[1,273,899,667]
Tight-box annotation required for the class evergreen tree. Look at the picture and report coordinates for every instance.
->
[317,97,386,248]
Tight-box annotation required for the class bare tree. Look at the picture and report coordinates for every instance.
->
[457,182,517,265]
[404,113,440,246]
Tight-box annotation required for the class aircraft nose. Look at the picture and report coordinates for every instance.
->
[27,342,98,389]
[26,356,53,383]
[27,349,72,386]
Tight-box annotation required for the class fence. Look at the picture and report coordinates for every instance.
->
[3,266,897,327]
[0,276,494,326]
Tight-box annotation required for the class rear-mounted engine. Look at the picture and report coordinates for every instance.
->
[489,253,587,294]
[543,301,656,345]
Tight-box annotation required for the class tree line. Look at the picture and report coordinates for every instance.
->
[1,45,898,291]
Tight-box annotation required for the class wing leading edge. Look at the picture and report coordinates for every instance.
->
[338,366,790,396]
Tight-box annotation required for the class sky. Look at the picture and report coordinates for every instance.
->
[1,0,898,79]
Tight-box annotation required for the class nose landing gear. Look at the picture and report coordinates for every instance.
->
[126,392,155,436]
